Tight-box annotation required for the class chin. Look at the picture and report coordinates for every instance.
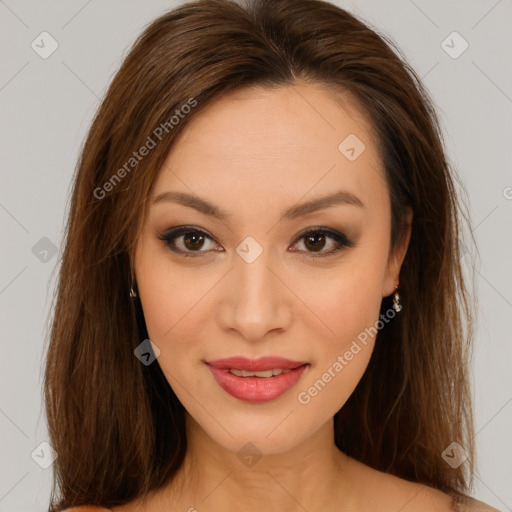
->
[187,402,324,457]
[205,423,305,457]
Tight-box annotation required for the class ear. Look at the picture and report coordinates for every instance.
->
[382,206,413,297]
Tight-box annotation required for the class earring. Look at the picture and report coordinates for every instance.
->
[129,274,137,299]
[392,285,402,312]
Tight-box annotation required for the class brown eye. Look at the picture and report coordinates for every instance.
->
[159,227,218,257]
[182,231,206,251]
[291,228,353,258]
[303,232,328,252]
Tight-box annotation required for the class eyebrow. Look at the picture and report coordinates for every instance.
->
[152,188,364,221]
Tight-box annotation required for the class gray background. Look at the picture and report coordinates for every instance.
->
[1,0,511,510]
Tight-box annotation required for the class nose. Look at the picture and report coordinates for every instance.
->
[218,248,292,343]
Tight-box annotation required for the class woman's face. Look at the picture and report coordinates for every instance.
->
[134,83,411,455]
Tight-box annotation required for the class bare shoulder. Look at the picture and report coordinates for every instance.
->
[414,487,501,512]
[450,495,503,512]
[345,456,500,512]
[385,479,501,512]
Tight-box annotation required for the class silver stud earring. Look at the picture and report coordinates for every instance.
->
[392,285,402,312]
[129,275,137,299]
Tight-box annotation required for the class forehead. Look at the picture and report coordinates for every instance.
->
[152,83,387,215]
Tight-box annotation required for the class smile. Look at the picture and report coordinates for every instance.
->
[228,368,292,377]
[205,356,310,403]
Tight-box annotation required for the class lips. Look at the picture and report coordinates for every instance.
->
[206,356,308,371]
[205,356,310,403]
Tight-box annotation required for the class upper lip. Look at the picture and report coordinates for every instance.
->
[205,356,309,371]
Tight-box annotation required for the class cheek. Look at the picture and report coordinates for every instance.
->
[134,245,230,394]
[295,343,374,428]
[295,256,387,346]
[292,258,387,412]
[135,243,207,341]
[294,278,383,417]
[136,268,204,392]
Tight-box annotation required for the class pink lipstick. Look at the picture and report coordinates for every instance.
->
[205,356,310,403]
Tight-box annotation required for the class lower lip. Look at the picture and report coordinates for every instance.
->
[207,364,309,403]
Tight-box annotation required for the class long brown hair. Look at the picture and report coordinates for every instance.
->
[43,0,476,509]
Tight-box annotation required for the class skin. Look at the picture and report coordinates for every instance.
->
[110,83,492,512]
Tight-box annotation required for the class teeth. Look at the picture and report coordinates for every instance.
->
[228,368,293,378]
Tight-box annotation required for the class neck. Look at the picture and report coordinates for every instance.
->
[155,413,357,512]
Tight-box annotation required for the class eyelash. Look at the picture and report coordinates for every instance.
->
[157,225,354,259]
